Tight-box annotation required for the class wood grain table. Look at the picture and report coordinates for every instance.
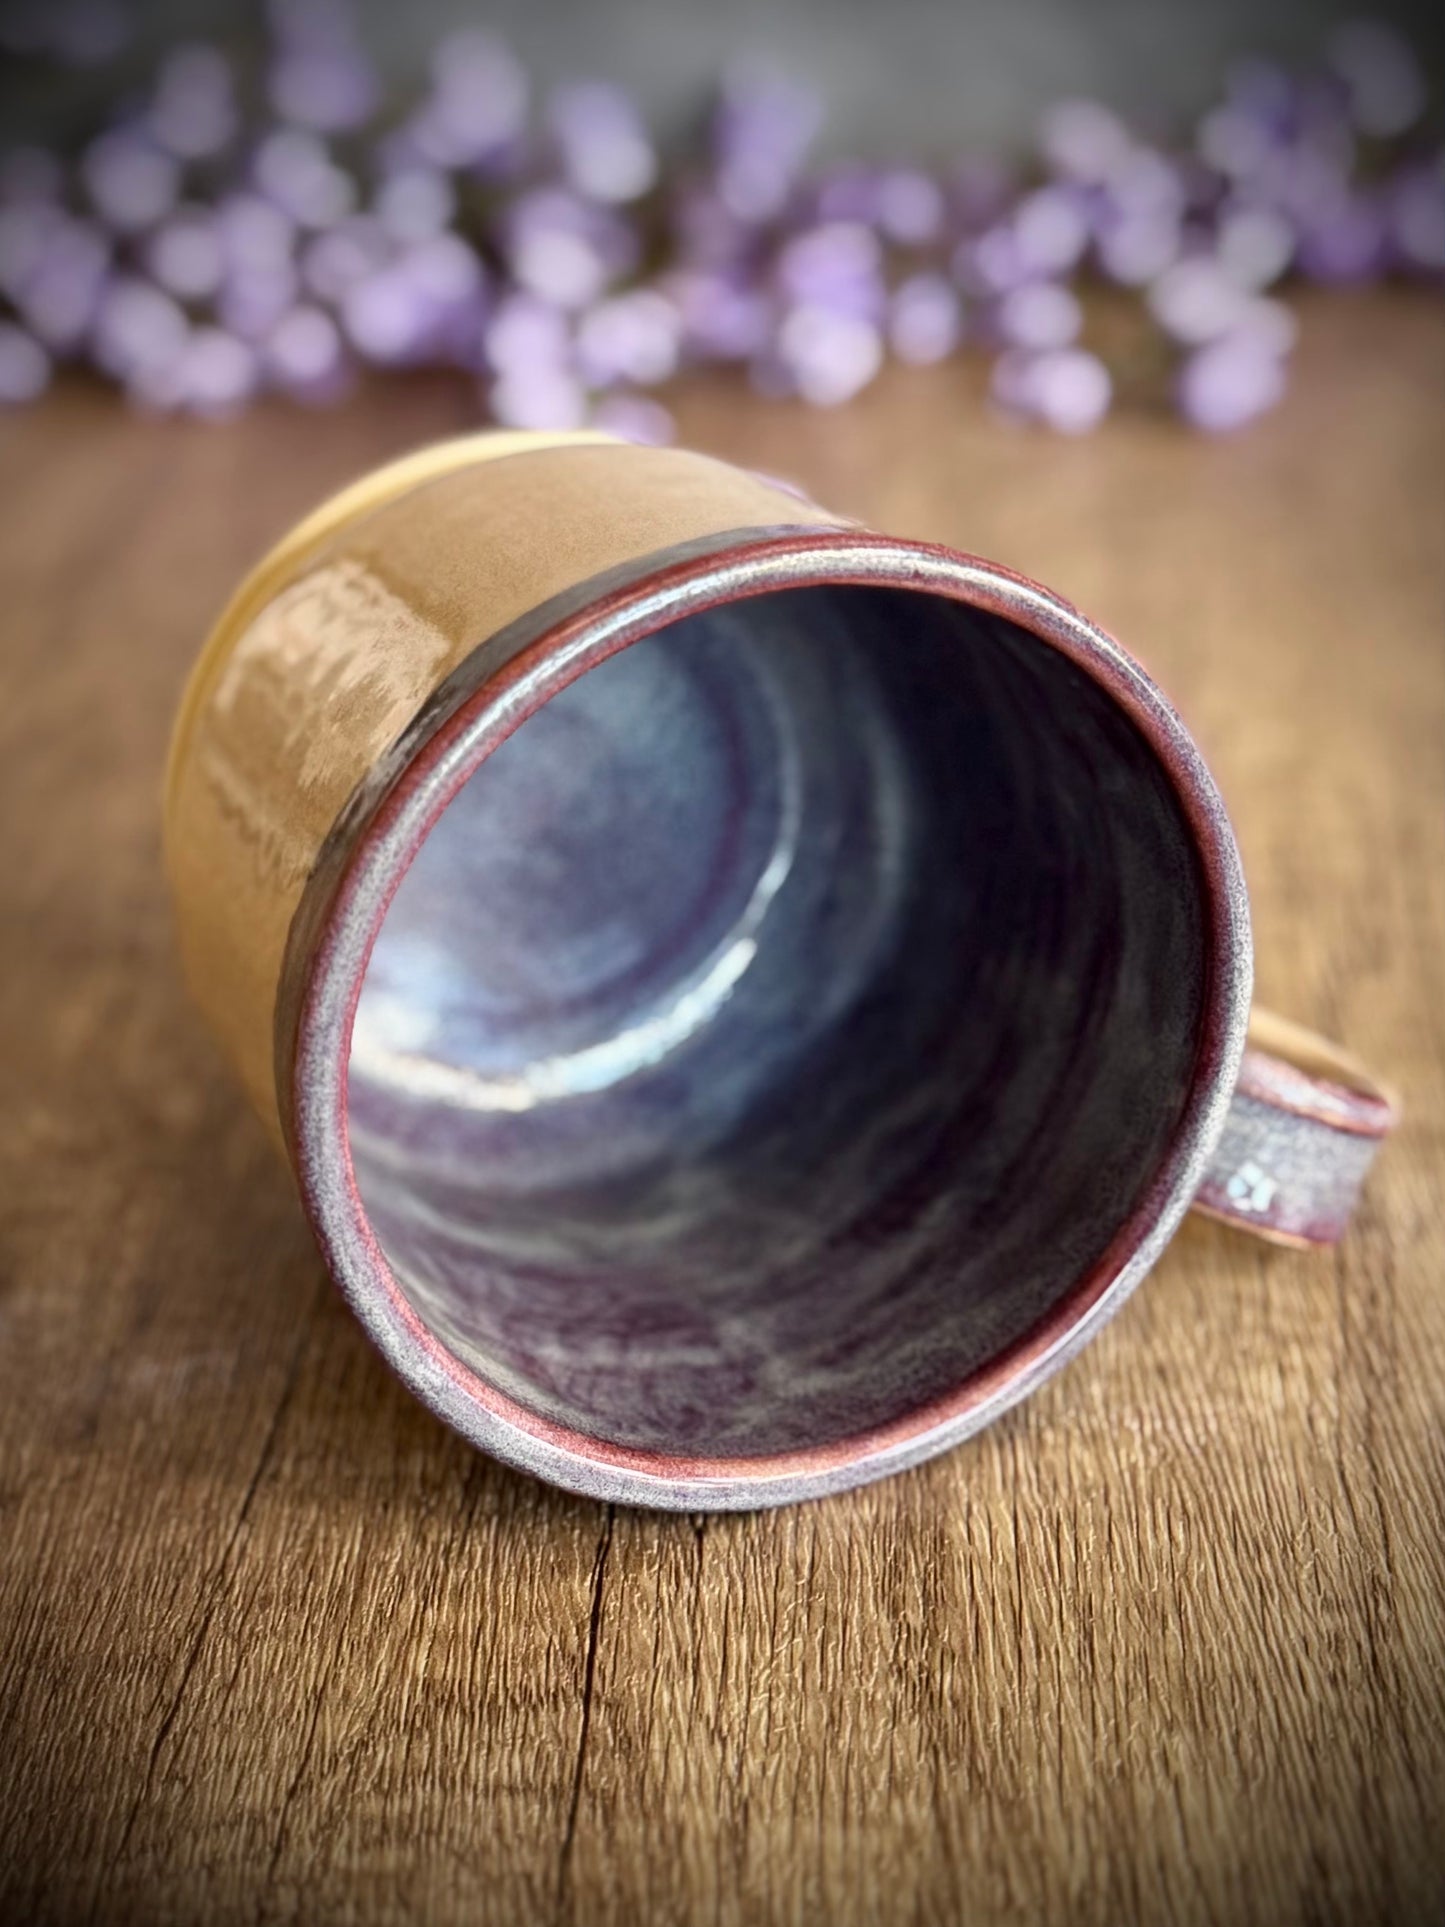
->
[2,293,1442,1927]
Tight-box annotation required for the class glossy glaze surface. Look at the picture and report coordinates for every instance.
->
[164,437,835,1131]
[348,583,1210,1457]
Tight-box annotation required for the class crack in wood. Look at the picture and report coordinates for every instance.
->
[90,1275,322,1919]
[554,1504,615,1921]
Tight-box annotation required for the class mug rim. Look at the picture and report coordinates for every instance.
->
[279,528,1253,1510]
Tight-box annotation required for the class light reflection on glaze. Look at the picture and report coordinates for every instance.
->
[351,596,913,1181]
[353,930,763,1112]
[350,635,808,1112]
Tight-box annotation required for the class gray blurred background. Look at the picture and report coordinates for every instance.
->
[3,0,1441,152]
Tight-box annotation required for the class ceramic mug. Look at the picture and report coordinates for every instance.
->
[166,431,1397,1510]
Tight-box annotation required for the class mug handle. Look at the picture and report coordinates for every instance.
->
[1191,1008,1400,1247]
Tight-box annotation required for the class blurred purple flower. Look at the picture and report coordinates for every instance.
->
[1289,78,1358,175]
[776,221,884,319]
[670,185,755,271]
[1253,140,1355,230]
[82,126,180,234]
[374,166,455,242]
[1148,257,1250,344]
[123,360,186,413]
[1012,185,1091,277]
[1389,161,1445,276]
[505,189,637,309]
[813,165,883,226]
[1223,57,1298,134]
[713,66,821,223]
[146,206,225,301]
[1091,148,1188,285]
[218,193,296,274]
[253,129,357,229]
[807,161,945,246]
[1326,20,1425,140]
[775,304,882,406]
[0,322,51,404]
[485,290,572,375]
[91,277,189,383]
[406,231,485,304]
[876,170,946,246]
[148,44,238,161]
[1295,191,1387,284]
[1103,147,1186,221]
[488,363,588,429]
[301,214,388,303]
[337,238,486,371]
[0,200,56,299]
[10,215,110,349]
[887,272,962,365]
[990,347,1040,415]
[1177,336,1287,432]
[549,82,657,206]
[0,7,1434,437]
[340,267,433,366]
[270,49,378,135]
[398,232,489,362]
[954,224,1032,297]
[948,157,1014,233]
[1235,295,1298,357]
[218,264,300,341]
[664,268,772,361]
[995,280,1082,351]
[576,289,680,388]
[993,345,1111,433]
[1215,202,1295,288]
[1033,349,1112,433]
[264,303,350,402]
[177,327,261,418]
[1197,101,1279,183]
[1038,99,1133,185]
[268,0,378,134]
[1094,208,1180,286]
[410,30,529,169]
[591,392,675,443]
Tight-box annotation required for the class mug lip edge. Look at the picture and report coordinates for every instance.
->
[282,527,1253,1510]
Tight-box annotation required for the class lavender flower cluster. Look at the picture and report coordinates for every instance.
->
[0,1,1439,437]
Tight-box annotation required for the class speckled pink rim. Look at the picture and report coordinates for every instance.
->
[276,529,1253,1511]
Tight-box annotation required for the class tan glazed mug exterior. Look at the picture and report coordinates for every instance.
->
[166,430,1397,1510]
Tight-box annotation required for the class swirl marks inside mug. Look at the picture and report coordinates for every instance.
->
[347,583,1209,1458]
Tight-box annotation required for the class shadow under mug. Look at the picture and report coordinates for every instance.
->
[166,431,1397,1510]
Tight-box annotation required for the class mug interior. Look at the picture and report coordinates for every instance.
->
[346,582,1210,1460]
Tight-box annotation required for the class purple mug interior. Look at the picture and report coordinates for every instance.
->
[342,577,1214,1465]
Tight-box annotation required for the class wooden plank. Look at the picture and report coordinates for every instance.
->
[1,296,1441,1926]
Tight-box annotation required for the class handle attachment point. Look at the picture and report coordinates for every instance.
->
[1192,1009,1399,1249]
